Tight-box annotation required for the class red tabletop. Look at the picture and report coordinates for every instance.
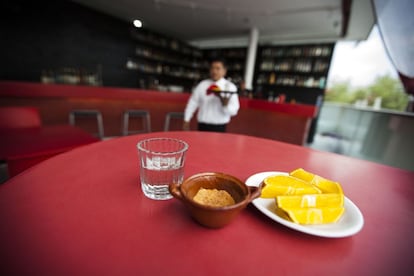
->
[0,125,99,176]
[0,131,413,275]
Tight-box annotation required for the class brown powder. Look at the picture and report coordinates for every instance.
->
[193,188,235,207]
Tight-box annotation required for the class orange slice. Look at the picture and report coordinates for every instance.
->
[312,178,343,194]
[290,168,343,194]
[276,193,344,209]
[289,168,314,182]
[261,175,321,198]
[282,207,345,224]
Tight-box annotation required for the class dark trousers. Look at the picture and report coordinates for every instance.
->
[198,122,227,133]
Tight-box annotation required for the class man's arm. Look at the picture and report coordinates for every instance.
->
[183,83,202,129]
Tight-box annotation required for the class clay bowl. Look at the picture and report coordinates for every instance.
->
[169,172,262,228]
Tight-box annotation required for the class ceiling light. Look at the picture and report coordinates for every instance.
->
[133,19,143,28]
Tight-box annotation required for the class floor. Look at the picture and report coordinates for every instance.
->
[0,163,9,184]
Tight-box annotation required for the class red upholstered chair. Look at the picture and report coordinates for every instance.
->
[0,107,42,129]
[0,107,41,179]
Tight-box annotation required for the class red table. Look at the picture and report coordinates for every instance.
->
[0,125,99,176]
[0,131,413,275]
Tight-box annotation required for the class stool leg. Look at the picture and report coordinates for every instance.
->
[123,113,129,136]
[69,113,75,125]
[146,114,151,132]
[164,115,170,131]
[96,113,104,139]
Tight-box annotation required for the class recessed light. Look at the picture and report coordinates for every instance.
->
[133,19,143,28]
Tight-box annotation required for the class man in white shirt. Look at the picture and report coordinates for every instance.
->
[183,57,240,132]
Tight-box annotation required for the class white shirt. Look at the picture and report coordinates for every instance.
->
[184,78,240,125]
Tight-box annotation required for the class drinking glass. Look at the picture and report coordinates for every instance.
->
[137,138,188,200]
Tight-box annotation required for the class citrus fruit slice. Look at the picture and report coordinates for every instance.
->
[261,175,321,198]
[276,193,344,209]
[312,178,343,194]
[289,168,314,182]
[283,207,345,224]
[290,168,343,194]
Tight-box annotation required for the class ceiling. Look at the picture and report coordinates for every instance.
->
[73,0,375,47]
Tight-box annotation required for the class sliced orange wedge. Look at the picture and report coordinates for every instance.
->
[290,168,343,194]
[281,207,345,224]
[276,193,344,209]
[261,175,321,198]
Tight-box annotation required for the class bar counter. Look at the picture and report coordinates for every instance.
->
[0,81,316,145]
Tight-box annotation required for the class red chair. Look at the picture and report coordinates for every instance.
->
[0,107,42,179]
[0,107,42,129]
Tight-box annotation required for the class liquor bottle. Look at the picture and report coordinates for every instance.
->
[269,73,276,84]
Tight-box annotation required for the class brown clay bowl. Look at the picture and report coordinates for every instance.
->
[169,172,262,228]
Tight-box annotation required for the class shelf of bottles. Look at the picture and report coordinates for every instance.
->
[131,29,203,59]
[126,58,202,80]
[128,28,206,92]
[40,66,102,86]
[134,46,208,70]
[255,44,334,90]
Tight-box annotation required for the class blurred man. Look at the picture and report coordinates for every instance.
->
[183,57,239,132]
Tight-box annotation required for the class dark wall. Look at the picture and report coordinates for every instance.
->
[0,0,137,87]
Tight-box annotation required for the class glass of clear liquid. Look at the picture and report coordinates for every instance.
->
[137,138,188,200]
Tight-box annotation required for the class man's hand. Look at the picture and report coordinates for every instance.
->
[183,121,190,130]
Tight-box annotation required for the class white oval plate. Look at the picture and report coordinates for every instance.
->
[246,172,364,238]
